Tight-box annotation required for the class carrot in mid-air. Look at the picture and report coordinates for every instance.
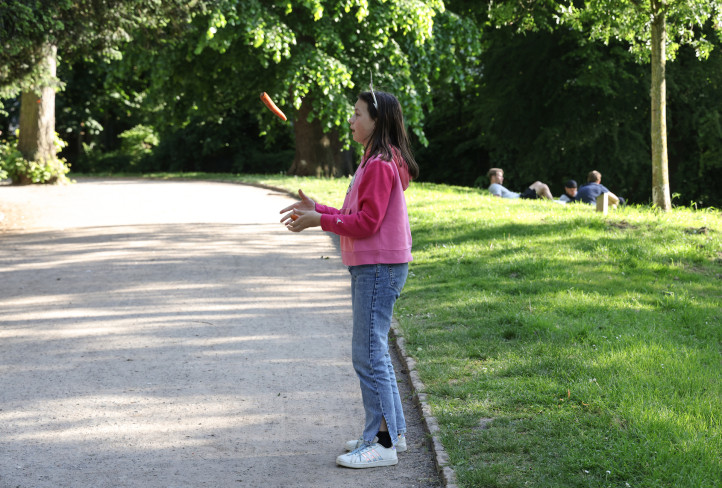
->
[260,92,287,121]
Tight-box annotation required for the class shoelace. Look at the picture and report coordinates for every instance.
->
[349,443,373,456]
[348,443,392,463]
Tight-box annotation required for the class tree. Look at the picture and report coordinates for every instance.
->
[1,2,67,181]
[14,44,64,184]
[116,0,479,176]
[0,0,199,183]
[559,0,722,210]
[486,0,722,210]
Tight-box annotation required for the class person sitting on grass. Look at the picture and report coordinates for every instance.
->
[577,170,623,207]
[487,168,553,200]
[557,179,578,204]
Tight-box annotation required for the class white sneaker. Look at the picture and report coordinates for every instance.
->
[336,443,398,469]
[344,434,407,452]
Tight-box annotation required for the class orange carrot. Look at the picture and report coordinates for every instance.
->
[260,92,287,121]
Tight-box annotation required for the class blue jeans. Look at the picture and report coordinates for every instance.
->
[349,263,408,447]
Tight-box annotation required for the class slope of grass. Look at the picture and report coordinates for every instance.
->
[396,184,721,488]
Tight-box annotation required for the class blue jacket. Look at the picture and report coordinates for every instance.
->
[577,182,609,204]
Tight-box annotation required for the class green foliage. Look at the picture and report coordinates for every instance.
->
[142,116,294,174]
[562,0,722,62]
[57,0,481,177]
[48,54,163,176]
[486,0,722,62]
[118,125,159,166]
[73,124,157,174]
[0,1,201,96]
[0,133,71,184]
[114,0,477,148]
[52,53,295,176]
[667,32,722,208]
[485,0,563,31]
[0,1,69,97]
[0,149,9,180]
[418,26,652,198]
[55,58,141,155]
[75,145,133,175]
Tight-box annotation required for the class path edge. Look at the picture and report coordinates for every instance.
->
[390,319,458,488]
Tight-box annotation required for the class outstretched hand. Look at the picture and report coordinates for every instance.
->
[279,189,322,232]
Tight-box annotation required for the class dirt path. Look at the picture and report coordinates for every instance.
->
[0,178,441,488]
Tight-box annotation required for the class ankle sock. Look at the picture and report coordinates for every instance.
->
[376,430,393,448]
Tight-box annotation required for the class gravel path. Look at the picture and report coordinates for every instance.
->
[0,178,441,488]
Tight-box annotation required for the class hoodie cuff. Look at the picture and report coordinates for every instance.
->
[319,213,334,232]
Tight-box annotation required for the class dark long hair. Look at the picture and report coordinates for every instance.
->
[358,91,419,180]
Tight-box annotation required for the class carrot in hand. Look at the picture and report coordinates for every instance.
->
[260,92,287,121]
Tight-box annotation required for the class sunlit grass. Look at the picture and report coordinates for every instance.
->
[80,172,722,487]
[400,184,721,488]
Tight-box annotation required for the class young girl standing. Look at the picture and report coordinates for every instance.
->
[280,89,419,468]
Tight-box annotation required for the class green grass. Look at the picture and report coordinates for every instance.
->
[406,186,721,488]
[75,172,722,487]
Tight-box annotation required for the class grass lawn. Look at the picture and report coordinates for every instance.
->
[81,172,722,487]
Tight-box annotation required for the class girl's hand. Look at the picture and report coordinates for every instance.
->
[284,208,322,232]
[279,189,315,223]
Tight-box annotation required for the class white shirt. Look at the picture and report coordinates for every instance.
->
[488,183,520,199]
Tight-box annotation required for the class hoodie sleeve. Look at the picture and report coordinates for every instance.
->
[315,203,341,215]
[319,159,395,239]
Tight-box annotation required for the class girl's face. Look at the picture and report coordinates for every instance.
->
[349,98,375,146]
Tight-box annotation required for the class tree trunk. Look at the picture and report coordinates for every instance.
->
[17,44,59,184]
[288,96,350,177]
[650,2,672,210]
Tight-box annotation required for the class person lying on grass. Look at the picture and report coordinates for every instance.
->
[557,179,579,204]
[487,168,553,200]
[577,170,624,207]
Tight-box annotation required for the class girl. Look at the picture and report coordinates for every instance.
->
[279,89,419,468]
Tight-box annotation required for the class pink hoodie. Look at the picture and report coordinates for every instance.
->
[316,153,413,266]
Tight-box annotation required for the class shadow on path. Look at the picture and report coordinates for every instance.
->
[0,180,440,488]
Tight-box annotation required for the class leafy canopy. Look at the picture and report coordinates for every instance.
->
[116,0,480,146]
[486,0,722,61]
[0,0,201,99]
[560,0,722,62]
